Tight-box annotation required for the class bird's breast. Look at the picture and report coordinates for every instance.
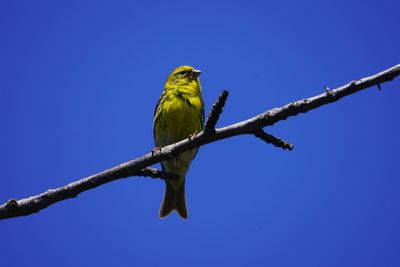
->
[155,95,202,147]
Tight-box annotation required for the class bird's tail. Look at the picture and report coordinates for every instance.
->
[159,182,187,220]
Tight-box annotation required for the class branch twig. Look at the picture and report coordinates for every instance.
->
[0,64,399,220]
[254,130,294,150]
[204,90,229,134]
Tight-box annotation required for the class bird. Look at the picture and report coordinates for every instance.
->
[153,65,204,219]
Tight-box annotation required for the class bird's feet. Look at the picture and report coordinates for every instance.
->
[188,132,198,141]
[151,146,162,156]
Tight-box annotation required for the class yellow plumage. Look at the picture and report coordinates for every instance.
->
[153,65,204,219]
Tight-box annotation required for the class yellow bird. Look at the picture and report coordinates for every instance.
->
[153,65,204,219]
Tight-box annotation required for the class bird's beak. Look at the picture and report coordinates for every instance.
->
[192,69,201,78]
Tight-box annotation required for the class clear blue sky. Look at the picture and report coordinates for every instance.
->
[1,1,399,266]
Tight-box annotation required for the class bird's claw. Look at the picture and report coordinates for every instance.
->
[151,147,162,156]
[188,132,198,141]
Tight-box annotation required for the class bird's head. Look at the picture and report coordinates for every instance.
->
[166,65,202,87]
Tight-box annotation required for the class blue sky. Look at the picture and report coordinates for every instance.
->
[1,1,399,266]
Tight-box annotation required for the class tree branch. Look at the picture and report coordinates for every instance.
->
[0,64,399,220]
[204,90,229,134]
[137,167,179,180]
[254,130,294,150]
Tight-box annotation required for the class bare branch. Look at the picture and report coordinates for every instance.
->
[0,64,399,220]
[254,130,294,150]
[204,90,229,134]
[137,167,179,180]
